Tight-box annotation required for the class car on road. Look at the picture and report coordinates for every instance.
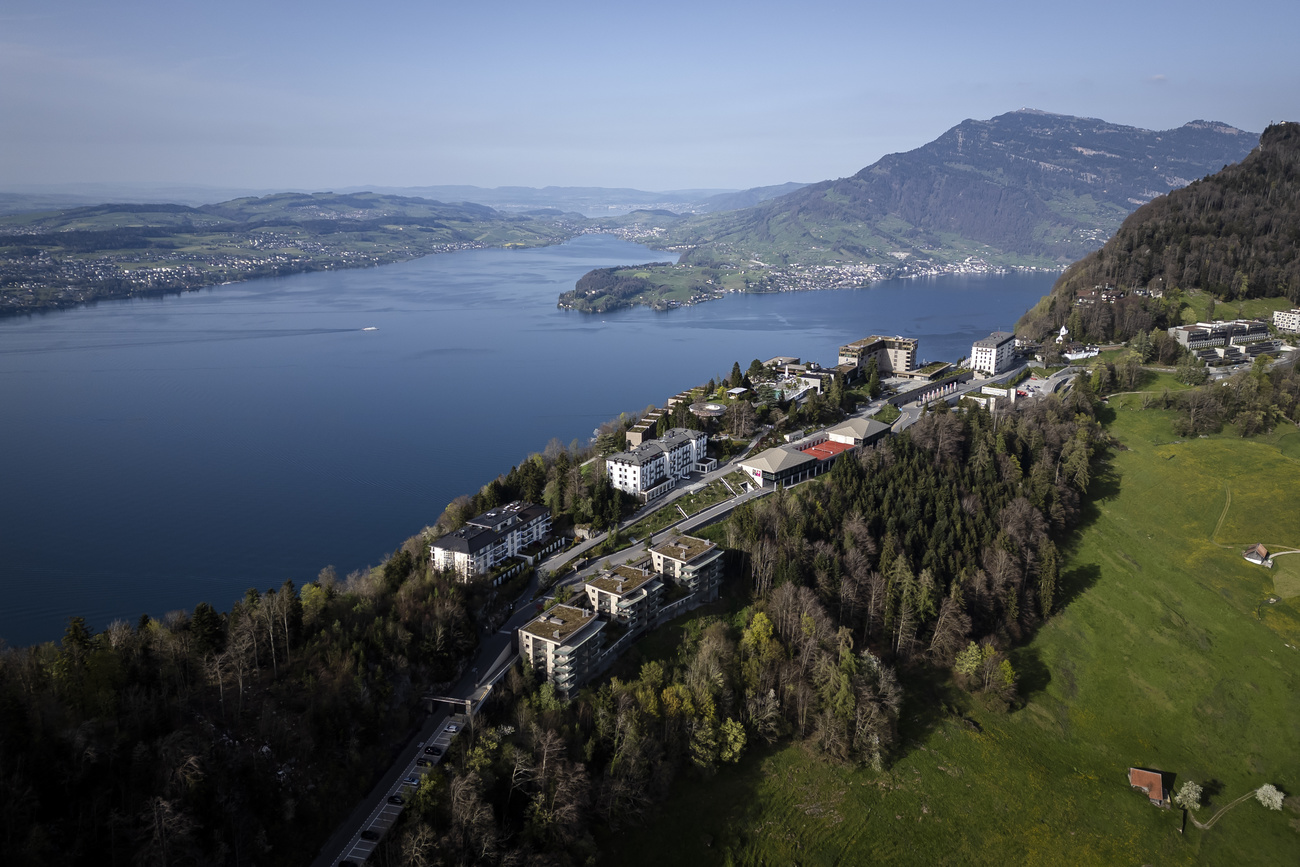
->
[424,745,443,756]
[360,830,380,842]
[387,795,404,806]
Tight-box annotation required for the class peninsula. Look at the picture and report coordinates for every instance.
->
[0,191,582,316]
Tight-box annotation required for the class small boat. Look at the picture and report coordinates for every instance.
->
[362,326,379,332]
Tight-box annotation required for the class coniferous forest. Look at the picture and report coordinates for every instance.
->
[1018,121,1300,344]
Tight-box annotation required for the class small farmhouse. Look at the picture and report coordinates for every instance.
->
[1128,767,1170,807]
[1243,543,1272,567]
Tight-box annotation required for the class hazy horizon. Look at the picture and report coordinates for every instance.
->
[2,0,1297,192]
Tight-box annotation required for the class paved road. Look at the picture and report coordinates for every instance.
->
[311,574,544,867]
[535,430,768,579]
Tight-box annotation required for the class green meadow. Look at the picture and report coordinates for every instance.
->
[600,397,1300,865]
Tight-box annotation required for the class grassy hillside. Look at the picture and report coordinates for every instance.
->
[600,389,1300,865]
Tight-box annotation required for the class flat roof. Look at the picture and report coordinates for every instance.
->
[587,564,660,596]
[652,534,715,563]
[520,604,598,643]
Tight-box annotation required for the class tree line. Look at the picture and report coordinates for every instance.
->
[0,538,480,866]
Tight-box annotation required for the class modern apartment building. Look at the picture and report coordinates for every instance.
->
[518,605,606,698]
[584,564,664,634]
[971,332,1016,375]
[650,534,724,603]
[1274,309,1300,333]
[838,335,918,375]
[430,500,551,581]
[606,428,708,502]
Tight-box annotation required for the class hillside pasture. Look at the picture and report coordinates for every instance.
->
[600,400,1300,866]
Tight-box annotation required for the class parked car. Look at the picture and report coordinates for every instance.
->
[446,723,460,733]
[424,745,443,756]
[387,795,404,805]
[405,775,419,784]
[415,758,432,767]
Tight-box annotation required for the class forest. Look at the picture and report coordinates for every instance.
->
[0,536,478,865]
[555,265,672,313]
[1019,121,1300,343]
[365,386,1103,865]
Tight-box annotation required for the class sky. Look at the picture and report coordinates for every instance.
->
[2,0,1298,193]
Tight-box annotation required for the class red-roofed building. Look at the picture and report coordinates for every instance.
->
[1128,768,1169,806]
[799,440,854,460]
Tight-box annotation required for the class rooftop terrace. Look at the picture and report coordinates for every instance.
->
[520,604,597,643]
[652,534,715,563]
[587,564,660,596]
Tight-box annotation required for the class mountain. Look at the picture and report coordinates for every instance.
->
[561,111,1260,314]
[344,184,810,217]
[690,182,810,213]
[673,110,1258,267]
[339,185,732,217]
[1018,121,1300,342]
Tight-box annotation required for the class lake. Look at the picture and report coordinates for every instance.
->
[0,235,1053,646]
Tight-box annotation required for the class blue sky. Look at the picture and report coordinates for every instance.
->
[2,0,1297,191]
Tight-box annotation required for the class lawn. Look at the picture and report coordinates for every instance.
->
[623,479,738,543]
[598,402,1300,865]
[1179,290,1293,325]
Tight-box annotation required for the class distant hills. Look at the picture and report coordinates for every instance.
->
[659,110,1259,267]
[0,183,812,220]
[0,191,579,315]
[1018,121,1300,341]
[559,110,1260,313]
[343,185,812,217]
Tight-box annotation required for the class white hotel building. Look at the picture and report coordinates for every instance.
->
[606,428,709,502]
[971,331,1016,376]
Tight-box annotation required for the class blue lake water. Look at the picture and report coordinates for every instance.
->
[0,235,1052,646]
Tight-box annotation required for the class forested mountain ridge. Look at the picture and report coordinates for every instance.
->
[669,110,1257,267]
[565,111,1258,314]
[1017,121,1300,342]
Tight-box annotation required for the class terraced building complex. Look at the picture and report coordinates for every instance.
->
[518,535,724,697]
